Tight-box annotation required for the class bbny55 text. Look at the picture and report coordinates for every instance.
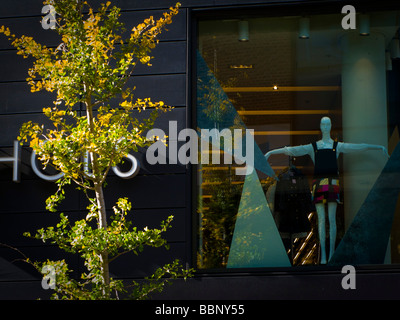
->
[200,304,245,315]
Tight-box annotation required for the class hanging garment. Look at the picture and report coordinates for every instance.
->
[273,166,313,234]
[311,141,341,204]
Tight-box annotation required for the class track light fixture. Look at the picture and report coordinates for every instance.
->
[238,20,249,42]
[299,17,310,39]
[359,14,370,36]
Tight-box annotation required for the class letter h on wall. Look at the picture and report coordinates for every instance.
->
[0,140,21,182]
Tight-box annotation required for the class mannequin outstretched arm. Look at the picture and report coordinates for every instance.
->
[265,145,313,180]
[265,144,314,160]
[339,143,389,158]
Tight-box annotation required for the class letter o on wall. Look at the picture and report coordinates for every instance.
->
[31,151,64,181]
[112,154,140,179]
[31,151,140,181]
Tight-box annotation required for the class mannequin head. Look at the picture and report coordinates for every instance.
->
[320,117,332,135]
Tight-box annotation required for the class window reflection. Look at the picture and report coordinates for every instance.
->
[196,10,400,269]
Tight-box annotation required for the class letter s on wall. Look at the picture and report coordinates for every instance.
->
[112,154,140,179]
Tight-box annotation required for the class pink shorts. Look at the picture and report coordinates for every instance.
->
[312,177,340,204]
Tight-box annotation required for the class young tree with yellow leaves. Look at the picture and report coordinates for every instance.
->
[0,0,192,299]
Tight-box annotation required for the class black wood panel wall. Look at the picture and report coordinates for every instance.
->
[0,0,193,292]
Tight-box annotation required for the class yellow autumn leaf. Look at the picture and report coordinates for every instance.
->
[30,137,39,148]
[120,101,131,108]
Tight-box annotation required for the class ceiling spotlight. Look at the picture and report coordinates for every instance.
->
[390,38,400,59]
[299,17,310,39]
[273,85,279,90]
[238,20,249,42]
[359,14,370,36]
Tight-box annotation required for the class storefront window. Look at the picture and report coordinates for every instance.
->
[196,9,400,269]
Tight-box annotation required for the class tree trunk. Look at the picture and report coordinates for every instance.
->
[86,96,110,297]
[94,182,110,297]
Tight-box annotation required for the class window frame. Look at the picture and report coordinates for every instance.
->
[189,0,400,275]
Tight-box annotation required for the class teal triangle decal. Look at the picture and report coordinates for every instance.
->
[227,169,291,268]
[329,142,400,265]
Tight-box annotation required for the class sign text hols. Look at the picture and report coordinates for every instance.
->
[0,140,140,182]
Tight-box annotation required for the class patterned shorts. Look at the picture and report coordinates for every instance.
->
[312,177,340,204]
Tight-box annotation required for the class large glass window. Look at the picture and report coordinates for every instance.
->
[196,8,400,270]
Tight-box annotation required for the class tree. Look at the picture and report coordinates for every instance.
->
[0,0,192,299]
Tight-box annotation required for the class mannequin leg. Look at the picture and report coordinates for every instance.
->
[328,202,338,261]
[315,203,327,264]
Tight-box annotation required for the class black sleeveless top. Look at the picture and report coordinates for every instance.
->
[312,141,339,179]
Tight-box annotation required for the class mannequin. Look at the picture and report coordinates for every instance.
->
[265,117,389,264]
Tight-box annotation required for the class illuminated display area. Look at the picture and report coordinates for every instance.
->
[196,9,400,269]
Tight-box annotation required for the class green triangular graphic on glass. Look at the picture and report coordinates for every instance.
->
[329,141,400,265]
[227,169,291,268]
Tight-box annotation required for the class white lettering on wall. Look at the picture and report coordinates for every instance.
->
[0,140,20,182]
[2,141,140,182]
